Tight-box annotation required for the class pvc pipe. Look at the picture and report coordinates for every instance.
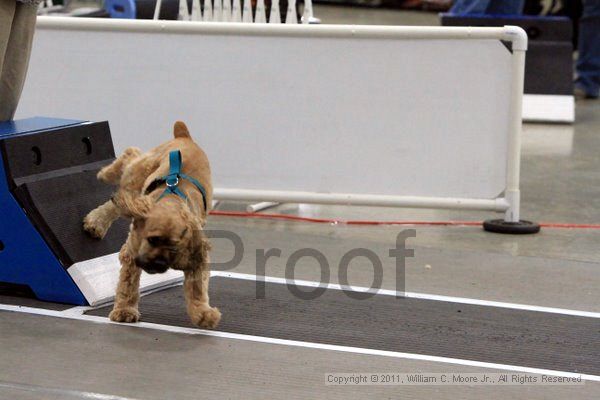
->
[36,17,516,42]
[502,25,528,51]
[215,189,510,212]
[247,202,280,212]
[504,42,527,222]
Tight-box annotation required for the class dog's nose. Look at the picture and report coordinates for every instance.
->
[134,256,146,267]
[136,256,169,274]
[152,258,168,267]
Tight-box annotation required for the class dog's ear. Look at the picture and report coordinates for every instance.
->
[112,191,153,219]
[173,121,191,139]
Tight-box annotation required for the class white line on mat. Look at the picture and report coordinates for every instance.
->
[211,271,600,319]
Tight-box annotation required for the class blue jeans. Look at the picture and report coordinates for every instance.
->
[450,0,524,15]
[575,0,600,98]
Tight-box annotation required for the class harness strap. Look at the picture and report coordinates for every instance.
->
[153,150,208,211]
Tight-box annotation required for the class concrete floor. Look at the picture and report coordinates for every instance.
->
[1,6,600,400]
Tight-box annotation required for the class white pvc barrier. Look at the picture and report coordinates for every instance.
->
[17,18,528,223]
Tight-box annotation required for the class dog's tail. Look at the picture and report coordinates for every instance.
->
[173,121,192,139]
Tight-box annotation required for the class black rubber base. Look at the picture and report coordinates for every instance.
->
[483,219,541,234]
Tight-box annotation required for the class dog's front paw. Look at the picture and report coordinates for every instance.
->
[83,210,110,239]
[109,307,140,323]
[190,307,221,329]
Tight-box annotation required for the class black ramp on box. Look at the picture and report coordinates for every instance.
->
[87,277,600,376]
[13,170,129,266]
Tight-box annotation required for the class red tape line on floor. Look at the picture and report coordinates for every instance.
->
[208,210,600,229]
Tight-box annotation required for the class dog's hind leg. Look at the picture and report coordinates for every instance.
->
[97,147,142,185]
[183,267,221,329]
[109,243,142,323]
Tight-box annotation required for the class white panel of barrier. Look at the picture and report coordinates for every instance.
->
[17,18,528,222]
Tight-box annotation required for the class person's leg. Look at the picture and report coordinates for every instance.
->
[486,0,525,15]
[575,0,600,98]
[0,0,17,113]
[449,0,491,14]
[0,2,37,121]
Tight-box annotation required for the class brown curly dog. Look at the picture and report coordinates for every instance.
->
[83,121,220,329]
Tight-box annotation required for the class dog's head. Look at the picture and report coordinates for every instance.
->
[113,191,210,274]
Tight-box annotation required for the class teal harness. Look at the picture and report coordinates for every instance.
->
[147,150,208,211]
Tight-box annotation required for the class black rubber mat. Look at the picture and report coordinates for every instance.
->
[13,169,129,266]
[87,277,600,376]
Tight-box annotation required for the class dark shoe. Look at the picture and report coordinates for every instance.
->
[398,0,423,9]
[574,86,599,100]
[422,0,452,11]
